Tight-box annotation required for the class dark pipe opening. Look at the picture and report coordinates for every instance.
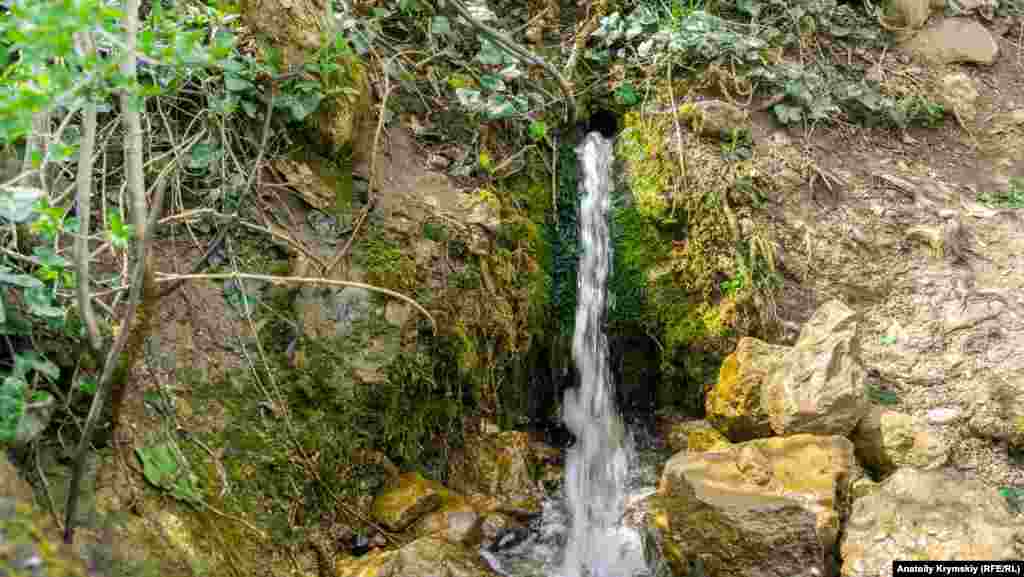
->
[588,109,619,138]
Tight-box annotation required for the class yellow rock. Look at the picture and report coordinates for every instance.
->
[371,472,446,532]
[705,337,787,441]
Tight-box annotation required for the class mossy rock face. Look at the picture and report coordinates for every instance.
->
[645,491,823,577]
[705,337,788,442]
[447,431,542,510]
[685,425,732,454]
[650,433,856,576]
[371,472,447,532]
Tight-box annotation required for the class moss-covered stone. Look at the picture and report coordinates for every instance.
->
[447,431,541,508]
[372,472,446,532]
[705,337,788,442]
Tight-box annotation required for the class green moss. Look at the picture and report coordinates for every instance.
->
[618,112,675,221]
[356,229,418,293]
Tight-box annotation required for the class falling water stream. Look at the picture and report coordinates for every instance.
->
[560,131,637,577]
[482,132,656,577]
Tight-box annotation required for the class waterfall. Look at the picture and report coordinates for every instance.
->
[560,131,637,577]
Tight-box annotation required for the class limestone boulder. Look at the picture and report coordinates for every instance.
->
[334,535,499,577]
[448,431,542,514]
[706,337,788,441]
[853,406,951,475]
[902,18,1000,65]
[763,300,870,437]
[647,434,856,577]
[841,468,1023,577]
[371,472,447,532]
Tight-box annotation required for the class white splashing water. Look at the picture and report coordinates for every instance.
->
[559,132,639,577]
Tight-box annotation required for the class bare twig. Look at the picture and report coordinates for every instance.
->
[157,77,276,299]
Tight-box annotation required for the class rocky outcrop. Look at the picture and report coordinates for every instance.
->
[412,497,483,546]
[763,300,870,437]
[705,337,787,442]
[334,535,499,577]
[371,472,447,532]
[853,406,951,475]
[840,468,1024,577]
[647,434,857,577]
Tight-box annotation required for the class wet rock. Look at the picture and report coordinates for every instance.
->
[413,497,483,546]
[853,407,951,475]
[840,468,1023,577]
[448,431,542,515]
[478,512,524,548]
[334,535,499,577]
[763,300,870,437]
[705,337,788,442]
[649,434,856,577]
[371,472,446,532]
[902,18,1000,65]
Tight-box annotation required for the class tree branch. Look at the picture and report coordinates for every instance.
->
[73,30,103,352]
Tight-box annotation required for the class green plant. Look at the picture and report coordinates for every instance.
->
[978,178,1024,209]
[0,352,59,444]
[998,486,1024,514]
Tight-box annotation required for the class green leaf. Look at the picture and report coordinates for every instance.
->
[135,442,203,505]
[0,186,46,223]
[479,74,505,92]
[78,377,98,395]
[0,268,44,289]
[615,83,639,106]
[32,246,67,268]
[14,352,59,380]
[225,75,253,92]
[879,334,897,345]
[475,37,506,66]
[23,288,64,319]
[188,142,219,169]
[431,16,451,36]
[528,120,548,142]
